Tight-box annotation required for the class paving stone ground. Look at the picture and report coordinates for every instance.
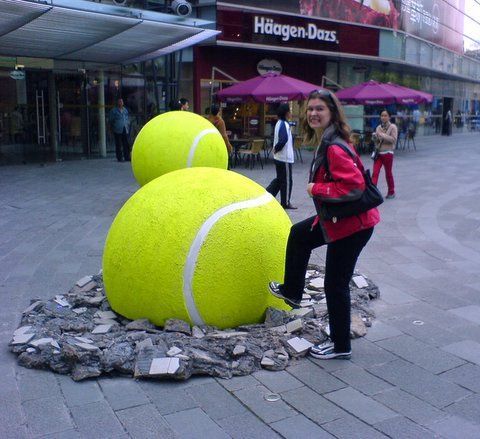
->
[1,132,480,438]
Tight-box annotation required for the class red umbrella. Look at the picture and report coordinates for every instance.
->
[335,80,431,105]
[216,73,322,103]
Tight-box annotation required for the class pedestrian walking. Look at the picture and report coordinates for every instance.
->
[266,103,296,209]
[109,98,131,162]
[372,109,398,199]
[268,90,380,360]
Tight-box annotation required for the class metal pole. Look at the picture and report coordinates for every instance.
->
[98,70,107,157]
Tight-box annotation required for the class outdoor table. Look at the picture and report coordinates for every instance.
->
[230,138,251,168]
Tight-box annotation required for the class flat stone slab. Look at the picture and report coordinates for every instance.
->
[352,275,369,288]
[91,324,112,334]
[287,337,314,354]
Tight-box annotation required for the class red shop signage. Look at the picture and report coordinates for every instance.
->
[217,8,379,57]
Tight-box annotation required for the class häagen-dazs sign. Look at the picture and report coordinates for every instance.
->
[254,16,338,43]
[257,59,282,75]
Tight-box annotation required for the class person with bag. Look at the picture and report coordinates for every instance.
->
[372,110,398,199]
[268,90,380,360]
[266,103,296,209]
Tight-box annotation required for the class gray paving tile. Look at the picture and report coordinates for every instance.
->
[439,363,480,393]
[364,320,404,342]
[270,414,334,438]
[368,359,471,408]
[322,413,388,439]
[331,365,393,396]
[442,340,480,365]
[164,408,230,439]
[376,335,465,373]
[252,370,304,394]
[186,381,246,421]
[23,396,73,437]
[280,385,347,424]
[116,404,177,439]
[70,400,125,438]
[98,377,149,411]
[17,368,61,402]
[444,394,480,425]
[373,388,444,426]
[448,305,480,324]
[216,375,259,392]
[374,416,438,438]
[56,374,103,407]
[426,415,480,439]
[233,385,297,423]
[138,380,199,415]
[324,387,397,425]
[286,359,346,394]
[38,429,82,439]
[217,412,281,439]
[349,337,397,368]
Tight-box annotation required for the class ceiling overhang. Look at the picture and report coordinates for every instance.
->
[0,0,219,65]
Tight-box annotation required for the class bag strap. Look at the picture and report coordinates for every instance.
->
[324,138,358,176]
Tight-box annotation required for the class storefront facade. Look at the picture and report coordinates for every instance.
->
[194,0,480,136]
[0,0,217,165]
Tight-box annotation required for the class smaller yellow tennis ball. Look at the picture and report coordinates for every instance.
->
[131,111,228,186]
[103,168,291,329]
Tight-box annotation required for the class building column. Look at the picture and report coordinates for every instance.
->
[98,70,107,157]
[47,72,58,161]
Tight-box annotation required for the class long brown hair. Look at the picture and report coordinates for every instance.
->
[302,90,351,144]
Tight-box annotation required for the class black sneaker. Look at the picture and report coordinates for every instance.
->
[268,282,301,308]
[282,204,298,210]
[310,344,351,360]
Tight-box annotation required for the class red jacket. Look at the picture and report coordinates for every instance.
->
[311,142,380,243]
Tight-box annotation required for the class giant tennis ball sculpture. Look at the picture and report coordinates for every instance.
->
[131,111,228,186]
[103,168,291,329]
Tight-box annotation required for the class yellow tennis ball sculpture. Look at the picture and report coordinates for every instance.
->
[103,168,291,329]
[131,111,228,186]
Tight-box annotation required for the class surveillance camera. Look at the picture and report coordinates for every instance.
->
[171,0,192,16]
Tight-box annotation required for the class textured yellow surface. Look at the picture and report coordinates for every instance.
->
[103,168,292,328]
[131,111,228,186]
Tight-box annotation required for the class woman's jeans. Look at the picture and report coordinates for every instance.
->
[282,216,374,352]
[372,153,395,196]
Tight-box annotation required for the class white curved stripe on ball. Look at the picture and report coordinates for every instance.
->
[186,128,219,167]
[183,192,275,326]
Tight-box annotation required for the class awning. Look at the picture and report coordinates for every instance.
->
[0,0,219,64]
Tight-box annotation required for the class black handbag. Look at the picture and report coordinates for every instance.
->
[313,142,383,222]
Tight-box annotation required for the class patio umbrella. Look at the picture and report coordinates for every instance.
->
[216,73,322,103]
[335,80,431,105]
[386,82,433,104]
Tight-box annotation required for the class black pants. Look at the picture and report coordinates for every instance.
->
[266,160,293,206]
[282,216,373,352]
[114,129,130,161]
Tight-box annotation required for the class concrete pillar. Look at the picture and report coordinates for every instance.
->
[47,71,58,160]
[98,70,107,157]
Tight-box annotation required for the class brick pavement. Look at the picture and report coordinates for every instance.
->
[1,132,479,438]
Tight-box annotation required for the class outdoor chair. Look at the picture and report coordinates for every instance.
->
[239,138,264,169]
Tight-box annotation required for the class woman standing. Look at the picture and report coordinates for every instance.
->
[269,90,380,360]
[208,104,233,155]
[266,103,296,209]
[372,110,398,199]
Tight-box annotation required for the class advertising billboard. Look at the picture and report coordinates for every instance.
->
[219,0,466,53]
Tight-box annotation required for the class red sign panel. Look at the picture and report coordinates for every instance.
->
[217,8,379,57]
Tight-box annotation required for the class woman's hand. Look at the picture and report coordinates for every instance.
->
[307,183,315,197]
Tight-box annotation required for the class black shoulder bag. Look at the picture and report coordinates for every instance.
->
[313,141,383,222]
